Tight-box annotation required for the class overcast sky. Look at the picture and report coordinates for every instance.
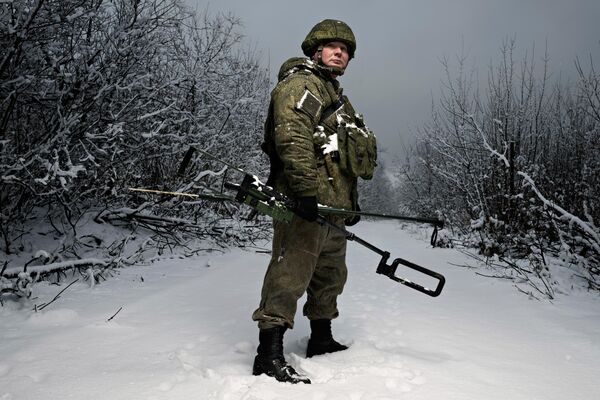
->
[187,0,600,158]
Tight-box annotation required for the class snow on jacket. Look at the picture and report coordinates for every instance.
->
[262,57,366,210]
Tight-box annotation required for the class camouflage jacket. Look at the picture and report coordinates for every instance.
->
[263,57,367,210]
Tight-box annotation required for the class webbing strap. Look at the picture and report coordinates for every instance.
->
[320,96,345,122]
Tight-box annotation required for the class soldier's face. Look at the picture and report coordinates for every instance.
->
[320,41,349,71]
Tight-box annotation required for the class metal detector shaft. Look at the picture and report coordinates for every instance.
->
[318,206,444,228]
[317,216,445,297]
[317,206,443,247]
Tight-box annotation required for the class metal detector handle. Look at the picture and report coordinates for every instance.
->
[430,225,439,247]
[376,253,446,297]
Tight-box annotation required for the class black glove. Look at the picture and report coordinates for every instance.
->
[294,196,319,222]
[345,203,361,226]
[345,214,361,226]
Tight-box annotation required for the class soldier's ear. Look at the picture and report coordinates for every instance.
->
[312,46,323,62]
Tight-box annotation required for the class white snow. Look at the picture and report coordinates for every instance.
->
[1,221,599,400]
[321,133,339,155]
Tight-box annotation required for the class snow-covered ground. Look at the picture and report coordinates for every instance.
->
[1,221,599,400]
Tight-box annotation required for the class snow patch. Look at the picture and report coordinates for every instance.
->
[0,222,598,399]
[27,308,79,326]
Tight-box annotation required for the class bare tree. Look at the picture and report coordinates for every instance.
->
[399,39,599,294]
[0,0,271,295]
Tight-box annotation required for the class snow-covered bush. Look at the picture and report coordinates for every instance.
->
[399,39,600,293]
[0,0,270,295]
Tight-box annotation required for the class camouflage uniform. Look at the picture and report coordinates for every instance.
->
[252,56,370,329]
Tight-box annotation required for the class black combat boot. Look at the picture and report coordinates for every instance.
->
[252,326,311,384]
[306,319,349,358]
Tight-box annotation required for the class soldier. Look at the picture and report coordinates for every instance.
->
[252,19,377,384]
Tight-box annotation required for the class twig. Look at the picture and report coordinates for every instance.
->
[34,279,79,311]
[107,306,123,322]
[514,284,541,301]
[447,261,477,269]
[475,272,514,280]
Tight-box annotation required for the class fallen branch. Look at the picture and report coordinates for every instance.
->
[34,279,79,311]
[3,258,108,279]
[459,248,555,299]
[519,171,600,254]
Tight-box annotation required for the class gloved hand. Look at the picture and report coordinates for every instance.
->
[294,196,319,222]
[345,203,361,226]
[345,214,361,226]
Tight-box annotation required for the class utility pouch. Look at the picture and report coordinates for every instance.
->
[337,115,377,179]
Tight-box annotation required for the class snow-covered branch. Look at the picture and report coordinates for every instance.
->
[518,172,600,254]
[468,115,510,168]
[402,38,600,293]
[1,0,270,259]
[3,259,109,279]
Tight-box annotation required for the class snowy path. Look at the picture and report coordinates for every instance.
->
[1,221,599,400]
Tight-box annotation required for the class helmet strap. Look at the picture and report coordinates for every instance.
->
[313,45,324,63]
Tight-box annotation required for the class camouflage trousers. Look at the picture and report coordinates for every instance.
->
[252,215,348,329]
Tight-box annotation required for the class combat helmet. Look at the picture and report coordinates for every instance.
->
[301,19,356,59]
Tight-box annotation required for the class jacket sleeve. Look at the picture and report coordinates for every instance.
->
[271,76,324,197]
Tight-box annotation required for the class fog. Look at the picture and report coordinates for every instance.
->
[189,0,600,158]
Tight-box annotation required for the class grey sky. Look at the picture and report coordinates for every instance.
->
[187,0,600,158]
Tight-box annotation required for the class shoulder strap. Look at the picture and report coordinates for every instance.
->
[320,96,345,122]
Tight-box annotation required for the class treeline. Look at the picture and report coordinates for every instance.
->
[400,39,599,294]
[0,0,270,257]
[4,2,597,299]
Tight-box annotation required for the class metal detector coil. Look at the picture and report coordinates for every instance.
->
[376,252,445,297]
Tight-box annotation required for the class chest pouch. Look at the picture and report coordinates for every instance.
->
[337,115,377,179]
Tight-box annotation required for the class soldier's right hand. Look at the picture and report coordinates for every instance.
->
[294,196,319,222]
